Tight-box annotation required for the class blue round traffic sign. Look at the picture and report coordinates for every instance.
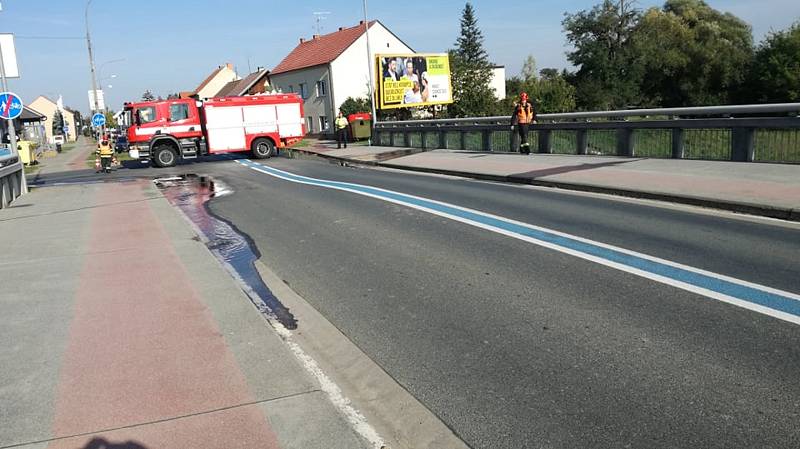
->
[91,112,106,127]
[0,92,23,120]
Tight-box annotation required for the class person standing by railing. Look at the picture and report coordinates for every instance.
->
[511,92,536,154]
[335,110,349,149]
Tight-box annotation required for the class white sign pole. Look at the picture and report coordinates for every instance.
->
[0,35,26,194]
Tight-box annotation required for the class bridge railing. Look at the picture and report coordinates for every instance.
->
[0,151,26,209]
[373,103,800,163]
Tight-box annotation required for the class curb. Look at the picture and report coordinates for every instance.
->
[287,146,799,222]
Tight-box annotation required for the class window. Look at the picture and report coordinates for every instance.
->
[137,106,156,124]
[299,83,308,99]
[306,116,313,133]
[319,116,329,131]
[316,80,326,97]
[169,103,189,122]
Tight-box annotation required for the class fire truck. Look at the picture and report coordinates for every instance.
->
[123,94,305,167]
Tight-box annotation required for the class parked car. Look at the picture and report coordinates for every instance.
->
[114,135,128,153]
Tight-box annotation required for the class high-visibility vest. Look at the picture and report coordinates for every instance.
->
[97,142,113,157]
[335,116,349,130]
[515,102,534,124]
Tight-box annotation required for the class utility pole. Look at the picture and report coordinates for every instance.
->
[363,0,377,145]
[85,0,101,135]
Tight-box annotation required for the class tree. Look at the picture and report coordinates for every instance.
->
[339,97,372,117]
[104,110,118,128]
[448,2,497,117]
[521,55,537,81]
[563,0,643,110]
[635,0,754,106]
[141,90,155,102]
[504,58,577,114]
[52,110,65,136]
[748,21,800,103]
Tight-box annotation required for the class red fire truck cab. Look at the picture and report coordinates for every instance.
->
[123,94,305,167]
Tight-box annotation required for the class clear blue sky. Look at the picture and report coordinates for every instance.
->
[3,0,798,115]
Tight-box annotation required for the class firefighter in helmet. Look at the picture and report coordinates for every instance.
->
[511,92,536,154]
[96,137,114,173]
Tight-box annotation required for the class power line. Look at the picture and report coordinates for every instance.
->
[15,36,84,40]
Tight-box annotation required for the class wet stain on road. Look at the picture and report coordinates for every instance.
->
[156,174,298,329]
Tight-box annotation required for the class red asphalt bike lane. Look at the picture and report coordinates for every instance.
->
[46,181,281,448]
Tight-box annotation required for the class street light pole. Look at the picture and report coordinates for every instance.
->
[363,0,377,145]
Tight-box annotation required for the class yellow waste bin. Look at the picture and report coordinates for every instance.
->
[17,141,39,165]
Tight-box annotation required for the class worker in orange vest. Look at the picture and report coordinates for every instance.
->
[511,92,536,154]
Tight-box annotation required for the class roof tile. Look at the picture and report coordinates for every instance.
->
[271,21,376,75]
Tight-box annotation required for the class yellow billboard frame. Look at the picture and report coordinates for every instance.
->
[376,53,453,110]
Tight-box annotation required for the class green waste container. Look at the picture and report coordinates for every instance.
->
[348,113,372,141]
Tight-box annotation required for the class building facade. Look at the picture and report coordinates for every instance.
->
[269,21,413,134]
[28,96,77,144]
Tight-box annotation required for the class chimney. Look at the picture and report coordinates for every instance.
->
[299,37,305,43]
[338,27,344,31]
[257,66,264,72]
[359,20,364,25]
[226,63,234,70]
[312,34,320,40]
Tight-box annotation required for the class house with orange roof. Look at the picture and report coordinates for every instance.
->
[269,21,413,135]
[191,63,239,99]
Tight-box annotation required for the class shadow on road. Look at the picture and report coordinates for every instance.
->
[511,158,641,179]
[80,437,148,449]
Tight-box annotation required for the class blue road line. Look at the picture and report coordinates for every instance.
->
[237,159,800,321]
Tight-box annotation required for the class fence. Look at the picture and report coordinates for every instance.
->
[373,103,800,163]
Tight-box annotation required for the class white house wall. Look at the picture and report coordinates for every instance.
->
[490,67,506,100]
[269,65,331,133]
[330,24,413,115]
[28,97,77,144]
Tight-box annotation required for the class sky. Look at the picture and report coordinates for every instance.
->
[2,0,799,115]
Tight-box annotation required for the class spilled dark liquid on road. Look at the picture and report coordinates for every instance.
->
[155,174,298,329]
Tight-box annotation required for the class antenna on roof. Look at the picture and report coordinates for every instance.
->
[312,11,331,35]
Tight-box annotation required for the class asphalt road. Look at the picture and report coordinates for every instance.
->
[36,155,800,448]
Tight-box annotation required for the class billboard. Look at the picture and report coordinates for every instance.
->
[377,53,452,110]
[0,34,19,78]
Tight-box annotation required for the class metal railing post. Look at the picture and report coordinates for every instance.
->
[617,128,634,157]
[731,128,755,162]
[460,131,466,151]
[577,129,588,155]
[404,130,410,148]
[671,128,684,159]
[483,130,492,152]
[538,129,551,154]
[439,130,446,149]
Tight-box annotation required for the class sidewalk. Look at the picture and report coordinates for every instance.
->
[0,180,370,448]
[29,136,96,179]
[299,143,800,220]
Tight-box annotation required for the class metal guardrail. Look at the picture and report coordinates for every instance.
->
[373,103,800,163]
[0,149,26,209]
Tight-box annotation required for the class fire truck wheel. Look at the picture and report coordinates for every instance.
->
[252,138,275,159]
[153,145,178,168]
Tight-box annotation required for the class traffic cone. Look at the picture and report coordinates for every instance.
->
[95,157,101,171]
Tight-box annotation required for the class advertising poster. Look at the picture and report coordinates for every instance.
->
[377,53,452,110]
